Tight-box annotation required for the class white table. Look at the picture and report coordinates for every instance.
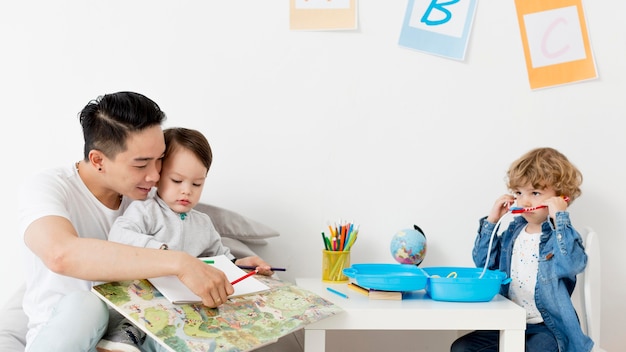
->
[296,278,526,352]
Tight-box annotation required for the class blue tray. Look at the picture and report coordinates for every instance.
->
[422,266,511,302]
[342,263,428,291]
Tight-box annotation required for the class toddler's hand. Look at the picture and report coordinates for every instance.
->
[544,196,569,219]
[235,256,274,276]
[487,194,515,223]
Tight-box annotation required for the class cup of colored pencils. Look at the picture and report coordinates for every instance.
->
[321,221,358,283]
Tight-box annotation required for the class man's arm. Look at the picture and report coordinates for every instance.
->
[24,215,233,307]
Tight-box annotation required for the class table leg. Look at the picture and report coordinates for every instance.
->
[499,328,525,352]
[303,329,326,352]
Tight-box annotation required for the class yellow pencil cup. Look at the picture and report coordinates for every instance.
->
[322,250,350,283]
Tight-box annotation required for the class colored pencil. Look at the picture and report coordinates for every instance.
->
[323,221,359,251]
[230,269,258,285]
[326,287,349,299]
[237,265,286,272]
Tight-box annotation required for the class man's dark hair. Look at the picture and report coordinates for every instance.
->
[79,91,167,160]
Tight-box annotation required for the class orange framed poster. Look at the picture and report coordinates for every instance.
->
[514,0,597,89]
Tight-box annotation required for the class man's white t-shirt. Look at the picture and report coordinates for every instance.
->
[18,164,131,346]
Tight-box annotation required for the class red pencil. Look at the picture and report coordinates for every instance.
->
[231,269,258,285]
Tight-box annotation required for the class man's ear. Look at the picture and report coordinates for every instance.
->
[88,150,105,171]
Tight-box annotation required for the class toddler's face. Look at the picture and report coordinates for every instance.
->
[157,147,208,215]
[512,184,556,223]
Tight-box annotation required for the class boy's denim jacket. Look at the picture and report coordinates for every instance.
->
[473,212,594,352]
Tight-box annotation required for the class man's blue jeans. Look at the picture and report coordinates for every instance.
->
[28,290,170,352]
[27,291,109,352]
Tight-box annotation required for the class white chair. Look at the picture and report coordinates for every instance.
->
[572,227,607,351]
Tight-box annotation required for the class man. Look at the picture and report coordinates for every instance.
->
[20,92,232,351]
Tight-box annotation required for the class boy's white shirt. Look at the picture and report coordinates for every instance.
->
[509,227,543,323]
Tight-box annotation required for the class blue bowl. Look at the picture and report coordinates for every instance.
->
[342,263,428,292]
[422,266,511,302]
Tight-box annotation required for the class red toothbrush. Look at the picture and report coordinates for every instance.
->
[510,196,570,214]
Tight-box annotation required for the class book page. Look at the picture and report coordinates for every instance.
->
[148,254,269,304]
[92,275,343,352]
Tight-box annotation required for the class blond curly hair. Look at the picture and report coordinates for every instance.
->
[506,147,583,204]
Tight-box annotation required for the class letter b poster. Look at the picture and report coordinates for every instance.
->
[398,0,478,61]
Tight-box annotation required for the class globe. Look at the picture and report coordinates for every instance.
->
[390,225,427,265]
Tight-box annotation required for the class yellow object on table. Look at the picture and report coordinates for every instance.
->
[322,250,350,283]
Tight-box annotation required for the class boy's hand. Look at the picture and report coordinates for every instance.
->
[544,196,569,220]
[487,194,515,223]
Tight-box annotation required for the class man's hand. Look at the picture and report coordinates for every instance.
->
[177,255,234,307]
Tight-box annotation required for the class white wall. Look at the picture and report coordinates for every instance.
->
[1,1,623,350]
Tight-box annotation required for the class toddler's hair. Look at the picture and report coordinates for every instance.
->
[163,127,213,172]
[506,147,582,203]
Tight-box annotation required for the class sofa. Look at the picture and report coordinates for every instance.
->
[0,203,303,351]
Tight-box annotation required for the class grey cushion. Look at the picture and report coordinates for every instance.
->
[221,237,258,258]
[194,203,280,244]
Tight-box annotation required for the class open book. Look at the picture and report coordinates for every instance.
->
[147,254,269,304]
[92,272,343,352]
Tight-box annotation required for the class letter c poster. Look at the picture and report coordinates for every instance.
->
[515,0,597,89]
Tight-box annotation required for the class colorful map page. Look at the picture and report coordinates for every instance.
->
[92,275,343,352]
